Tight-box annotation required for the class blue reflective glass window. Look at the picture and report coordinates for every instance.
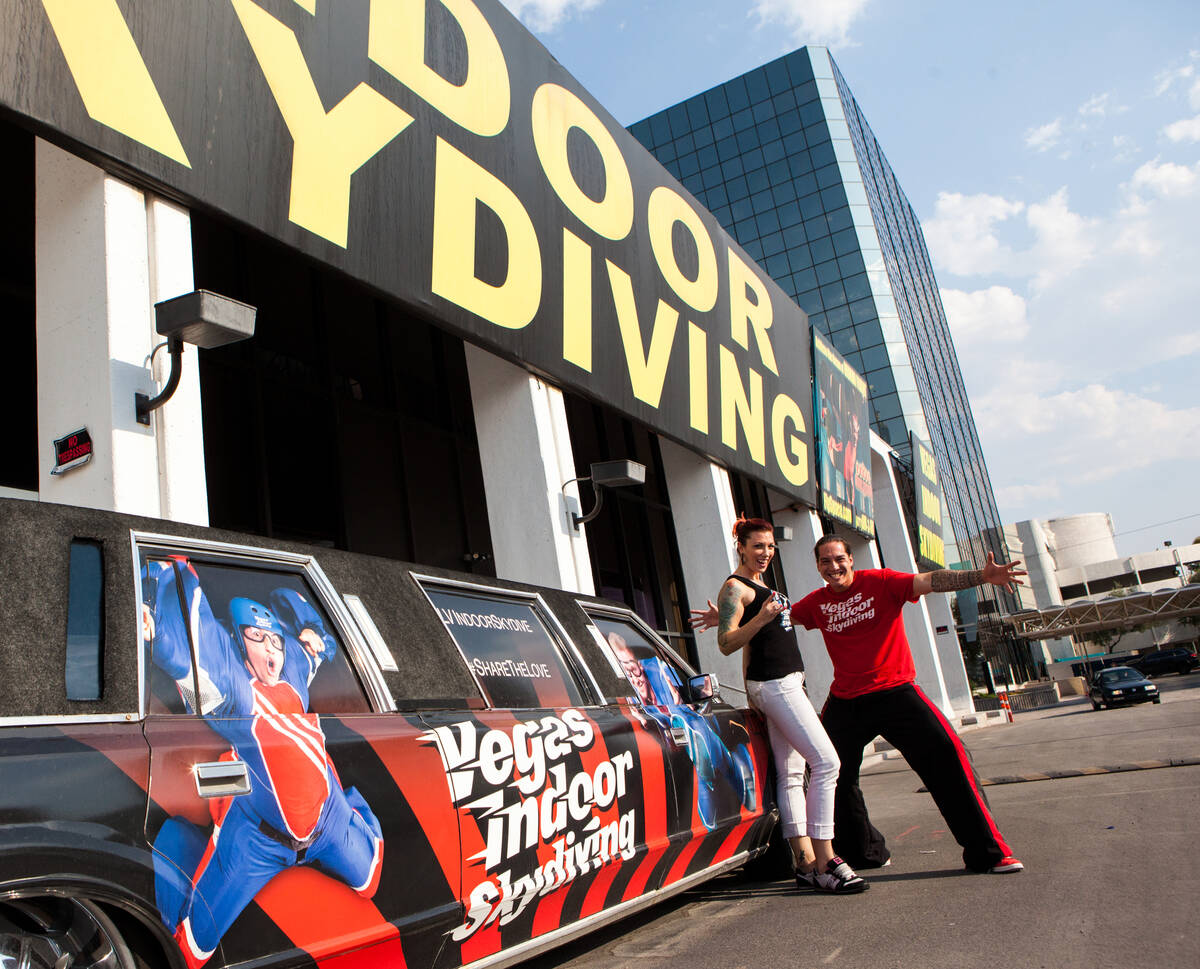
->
[791,268,817,291]
[731,197,754,221]
[668,104,690,138]
[783,223,807,248]
[675,133,695,155]
[778,110,803,136]
[761,230,784,255]
[843,273,871,300]
[844,351,864,373]
[814,259,841,285]
[766,253,789,279]
[770,184,795,210]
[751,189,775,213]
[793,79,819,104]
[752,101,775,124]
[650,115,671,146]
[772,90,796,113]
[664,160,681,179]
[728,78,751,111]
[717,134,738,156]
[712,116,734,140]
[678,153,700,178]
[705,87,730,119]
[712,204,731,224]
[856,321,884,348]
[785,51,814,87]
[826,305,852,328]
[721,157,745,179]
[767,160,791,185]
[705,181,728,206]
[879,418,907,445]
[802,209,828,234]
[849,297,877,323]
[777,201,802,227]
[736,128,760,152]
[871,392,902,422]
[783,131,806,154]
[700,166,723,191]
[765,60,790,94]
[810,142,836,168]
[819,281,845,308]
[698,144,719,169]
[682,173,703,194]
[836,247,864,273]
[832,228,859,256]
[758,211,781,236]
[810,236,835,262]
[741,234,762,256]
[860,346,889,372]
[763,139,786,165]
[732,107,755,133]
[820,184,848,210]
[726,175,749,201]
[868,369,897,397]
[745,168,768,193]
[815,164,842,189]
[687,98,709,130]
[693,124,715,147]
[743,148,765,173]
[788,246,814,271]
[792,172,818,197]
[831,328,857,354]
[66,539,104,701]
[796,289,823,314]
[746,69,770,104]
[630,120,652,148]
[798,102,824,126]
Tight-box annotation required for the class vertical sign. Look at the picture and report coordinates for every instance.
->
[911,433,946,568]
[812,331,873,536]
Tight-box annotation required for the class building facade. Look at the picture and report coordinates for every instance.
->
[1,0,974,713]
[629,46,1026,679]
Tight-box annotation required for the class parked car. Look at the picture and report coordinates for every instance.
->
[0,497,774,969]
[1089,666,1160,710]
[1130,646,1200,678]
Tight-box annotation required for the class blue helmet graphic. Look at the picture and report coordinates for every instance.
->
[229,597,284,657]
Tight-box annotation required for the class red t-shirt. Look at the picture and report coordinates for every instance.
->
[790,568,919,699]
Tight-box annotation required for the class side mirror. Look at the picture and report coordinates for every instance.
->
[687,672,719,703]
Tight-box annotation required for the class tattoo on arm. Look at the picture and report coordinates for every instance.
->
[716,585,741,638]
[929,569,984,592]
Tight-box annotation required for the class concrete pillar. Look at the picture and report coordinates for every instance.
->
[869,436,957,717]
[465,345,594,594]
[658,439,741,690]
[772,501,835,707]
[35,140,203,519]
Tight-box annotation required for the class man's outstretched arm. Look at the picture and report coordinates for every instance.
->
[913,551,1026,597]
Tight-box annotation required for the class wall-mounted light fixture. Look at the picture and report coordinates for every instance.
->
[563,459,647,531]
[136,290,257,426]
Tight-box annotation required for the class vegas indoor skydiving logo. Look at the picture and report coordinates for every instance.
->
[422,711,637,940]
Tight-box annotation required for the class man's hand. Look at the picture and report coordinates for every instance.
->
[982,551,1027,591]
[298,628,324,657]
[922,552,1027,595]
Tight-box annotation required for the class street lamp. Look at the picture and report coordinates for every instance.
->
[563,459,647,530]
[136,290,257,425]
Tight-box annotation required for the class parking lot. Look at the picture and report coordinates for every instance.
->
[523,673,1200,969]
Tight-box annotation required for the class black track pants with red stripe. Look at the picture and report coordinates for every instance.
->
[821,682,1012,872]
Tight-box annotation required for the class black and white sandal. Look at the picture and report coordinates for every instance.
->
[813,856,868,894]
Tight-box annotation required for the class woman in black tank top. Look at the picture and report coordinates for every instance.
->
[692,516,866,894]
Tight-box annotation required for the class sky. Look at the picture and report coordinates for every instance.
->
[497,0,1200,559]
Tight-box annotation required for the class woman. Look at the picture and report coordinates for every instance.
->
[693,516,867,894]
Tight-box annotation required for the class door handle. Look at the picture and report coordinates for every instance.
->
[194,760,252,799]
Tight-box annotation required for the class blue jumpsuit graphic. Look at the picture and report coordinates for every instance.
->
[144,560,384,968]
[638,657,757,830]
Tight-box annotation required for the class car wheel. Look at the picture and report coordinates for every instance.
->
[0,897,138,969]
[1091,699,1102,710]
[1153,696,1161,704]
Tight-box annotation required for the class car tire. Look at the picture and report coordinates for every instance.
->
[0,897,139,969]
[1153,696,1161,704]
[1091,700,1102,710]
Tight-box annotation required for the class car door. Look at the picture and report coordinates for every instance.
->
[137,540,460,969]
[413,578,679,967]
[580,606,768,889]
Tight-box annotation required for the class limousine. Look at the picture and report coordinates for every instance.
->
[0,497,776,969]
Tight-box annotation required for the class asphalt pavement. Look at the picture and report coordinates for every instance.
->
[523,673,1200,969]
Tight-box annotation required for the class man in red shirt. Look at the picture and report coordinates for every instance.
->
[790,536,1027,875]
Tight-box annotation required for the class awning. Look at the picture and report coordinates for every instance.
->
[1003,584,1200,640]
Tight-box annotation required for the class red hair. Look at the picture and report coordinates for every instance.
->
[732,514,774,544]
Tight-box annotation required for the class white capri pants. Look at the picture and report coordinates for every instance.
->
[746,671,840,841]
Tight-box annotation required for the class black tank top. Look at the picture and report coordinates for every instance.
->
[730,574,805,682]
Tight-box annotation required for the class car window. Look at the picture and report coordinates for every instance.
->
[141,553,371,716]
[587,612,696,708]
[423,584,587,709]
[1099,668,1140,684]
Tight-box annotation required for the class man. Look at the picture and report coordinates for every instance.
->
[789,536,1026,875]
[144,559,384,968]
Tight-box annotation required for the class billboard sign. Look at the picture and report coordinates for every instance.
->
[812,330,873,536]
[1,0,816,503]
[910,433,947,568]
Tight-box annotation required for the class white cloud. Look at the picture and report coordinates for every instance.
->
[1111,134,1138,161]
[499,0,603,32]
[1024,119,1063,152]
[750,0,871,47]
[1025,188,1096,292]
[1153,61,1195,97]
[1190,77,1200,111]
[1129,158,1200,197]
[941,286,1028,343]
[1163,115,1200,142]
[1078,93,1111,118]
[922,192,1024,276]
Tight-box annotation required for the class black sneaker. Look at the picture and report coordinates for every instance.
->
[813,857,869,894]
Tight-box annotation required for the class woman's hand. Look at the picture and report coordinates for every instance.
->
[689,599,718,631]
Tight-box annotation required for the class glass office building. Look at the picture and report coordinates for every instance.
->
[630,47,1013,602]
